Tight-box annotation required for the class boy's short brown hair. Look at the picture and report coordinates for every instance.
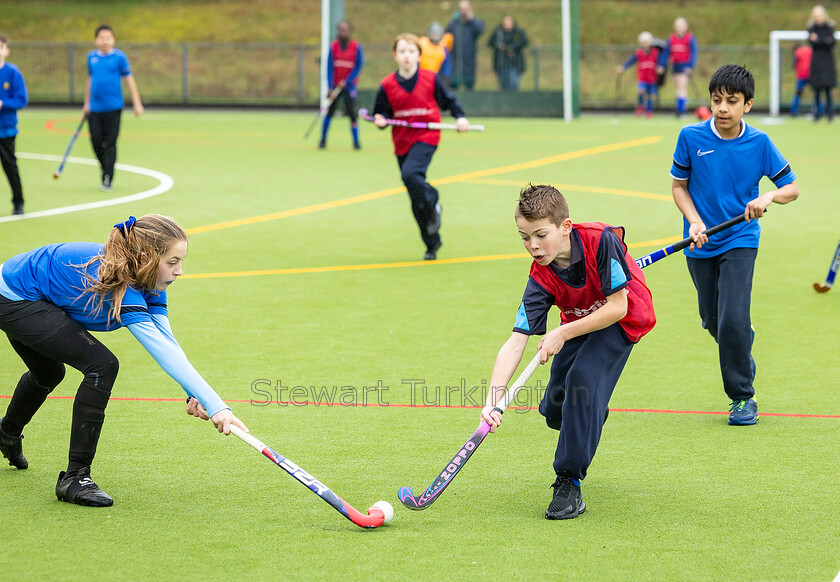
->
[0,33,8,46]
[393,33,422,55]
[516,184,570,226]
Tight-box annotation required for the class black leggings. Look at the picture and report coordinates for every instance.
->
[0,297,118,473]
[88,109,122,183]
[814,87,834,120]
[0,136,23,206]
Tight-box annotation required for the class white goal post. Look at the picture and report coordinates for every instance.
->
[769,29,840,117]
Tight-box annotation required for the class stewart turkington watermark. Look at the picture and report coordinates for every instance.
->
[249,379,572,412]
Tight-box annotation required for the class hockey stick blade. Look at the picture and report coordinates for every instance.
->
[230,425,387,528]
[398,352,542,510]
[813,239,840,293]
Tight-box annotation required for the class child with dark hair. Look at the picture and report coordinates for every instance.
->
[482,184,656,520]
[319,20,364,150]
[0,214,248,506]
[372,33,470,261]
[83,25,143,191]
[669,64,799,426]
[0,33,28,215]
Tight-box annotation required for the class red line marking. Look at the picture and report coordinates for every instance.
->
[2,395,837,418]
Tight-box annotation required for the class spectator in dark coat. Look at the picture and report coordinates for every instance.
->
[488,15,529,91]
[445,1,484,90]
[808,5,836,121]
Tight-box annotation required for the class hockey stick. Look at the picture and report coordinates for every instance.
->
[53,116,87,179]
[813,239,840,293]
[303,85,343,139]
[398,351,542,510]
[230,425,392,528]
[398,214,755,511]
[634,214,748,269]
[358,108,484,131]
[614,72,622,108]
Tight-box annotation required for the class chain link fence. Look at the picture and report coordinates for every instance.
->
[14,41,775,109]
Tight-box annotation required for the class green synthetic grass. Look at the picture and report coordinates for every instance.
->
[1,109,839,580]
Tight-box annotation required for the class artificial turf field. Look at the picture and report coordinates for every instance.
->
[1,108,838,581]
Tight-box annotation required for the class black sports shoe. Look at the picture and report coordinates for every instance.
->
[546,475,585,520]
[318,140,326,149]
[353,141,361,150]
[0,418,27,470]
[427,203,442,236]
[424,240,442,261]
[56,467,113,507]
[12,202,24,216]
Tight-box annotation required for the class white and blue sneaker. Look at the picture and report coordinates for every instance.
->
[729,398,758,426]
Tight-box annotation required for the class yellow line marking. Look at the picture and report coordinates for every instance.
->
[181,236,682,281]
[186,136,662,235]
[181,253,526,279]
[463,179,672,201]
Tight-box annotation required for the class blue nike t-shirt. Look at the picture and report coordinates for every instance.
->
[87,49,132,112]
[0,242,167,331]
[670,118,795,258]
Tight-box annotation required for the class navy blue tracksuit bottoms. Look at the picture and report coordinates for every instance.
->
[686,247,758,402]
[397,142,441,252]
[539,323,633,480]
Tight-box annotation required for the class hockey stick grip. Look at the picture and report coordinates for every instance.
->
[494,351,543,414]
[229,425,265,452]
[670,214,747,254]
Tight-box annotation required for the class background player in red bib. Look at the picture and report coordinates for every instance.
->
[372,33,469,261]
[617,31,660,118]
[320,20,363,150]
[482,184,656,520]
[657,17,698,117]
[790,42,813,116]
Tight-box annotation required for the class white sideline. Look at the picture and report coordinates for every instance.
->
[0,153,174,223]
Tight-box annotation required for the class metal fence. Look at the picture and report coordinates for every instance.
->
[14,41,778,109]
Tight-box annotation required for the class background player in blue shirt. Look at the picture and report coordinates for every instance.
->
[0,33,28,215]
[0,214,248,507]
[482,184,656,520]
[83,25,144,192]
[669,64,799,426]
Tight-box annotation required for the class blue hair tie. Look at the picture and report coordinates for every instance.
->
[114,216,137,237]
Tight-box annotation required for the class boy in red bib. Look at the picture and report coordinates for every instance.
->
[372,33,470,260]
[482,184,656,520]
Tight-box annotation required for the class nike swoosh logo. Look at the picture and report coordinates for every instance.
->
[697,149,715,156]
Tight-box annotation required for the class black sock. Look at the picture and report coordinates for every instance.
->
[2,372,53,437]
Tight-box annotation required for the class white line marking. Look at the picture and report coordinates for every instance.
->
[833,567,840,582]
[0,153,174,223]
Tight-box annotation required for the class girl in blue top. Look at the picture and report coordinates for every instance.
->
[0,214,248,506]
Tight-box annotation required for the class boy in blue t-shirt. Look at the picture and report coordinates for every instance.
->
[0,33,28,215]
[669,64,799,425]
[82,25,143,192]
